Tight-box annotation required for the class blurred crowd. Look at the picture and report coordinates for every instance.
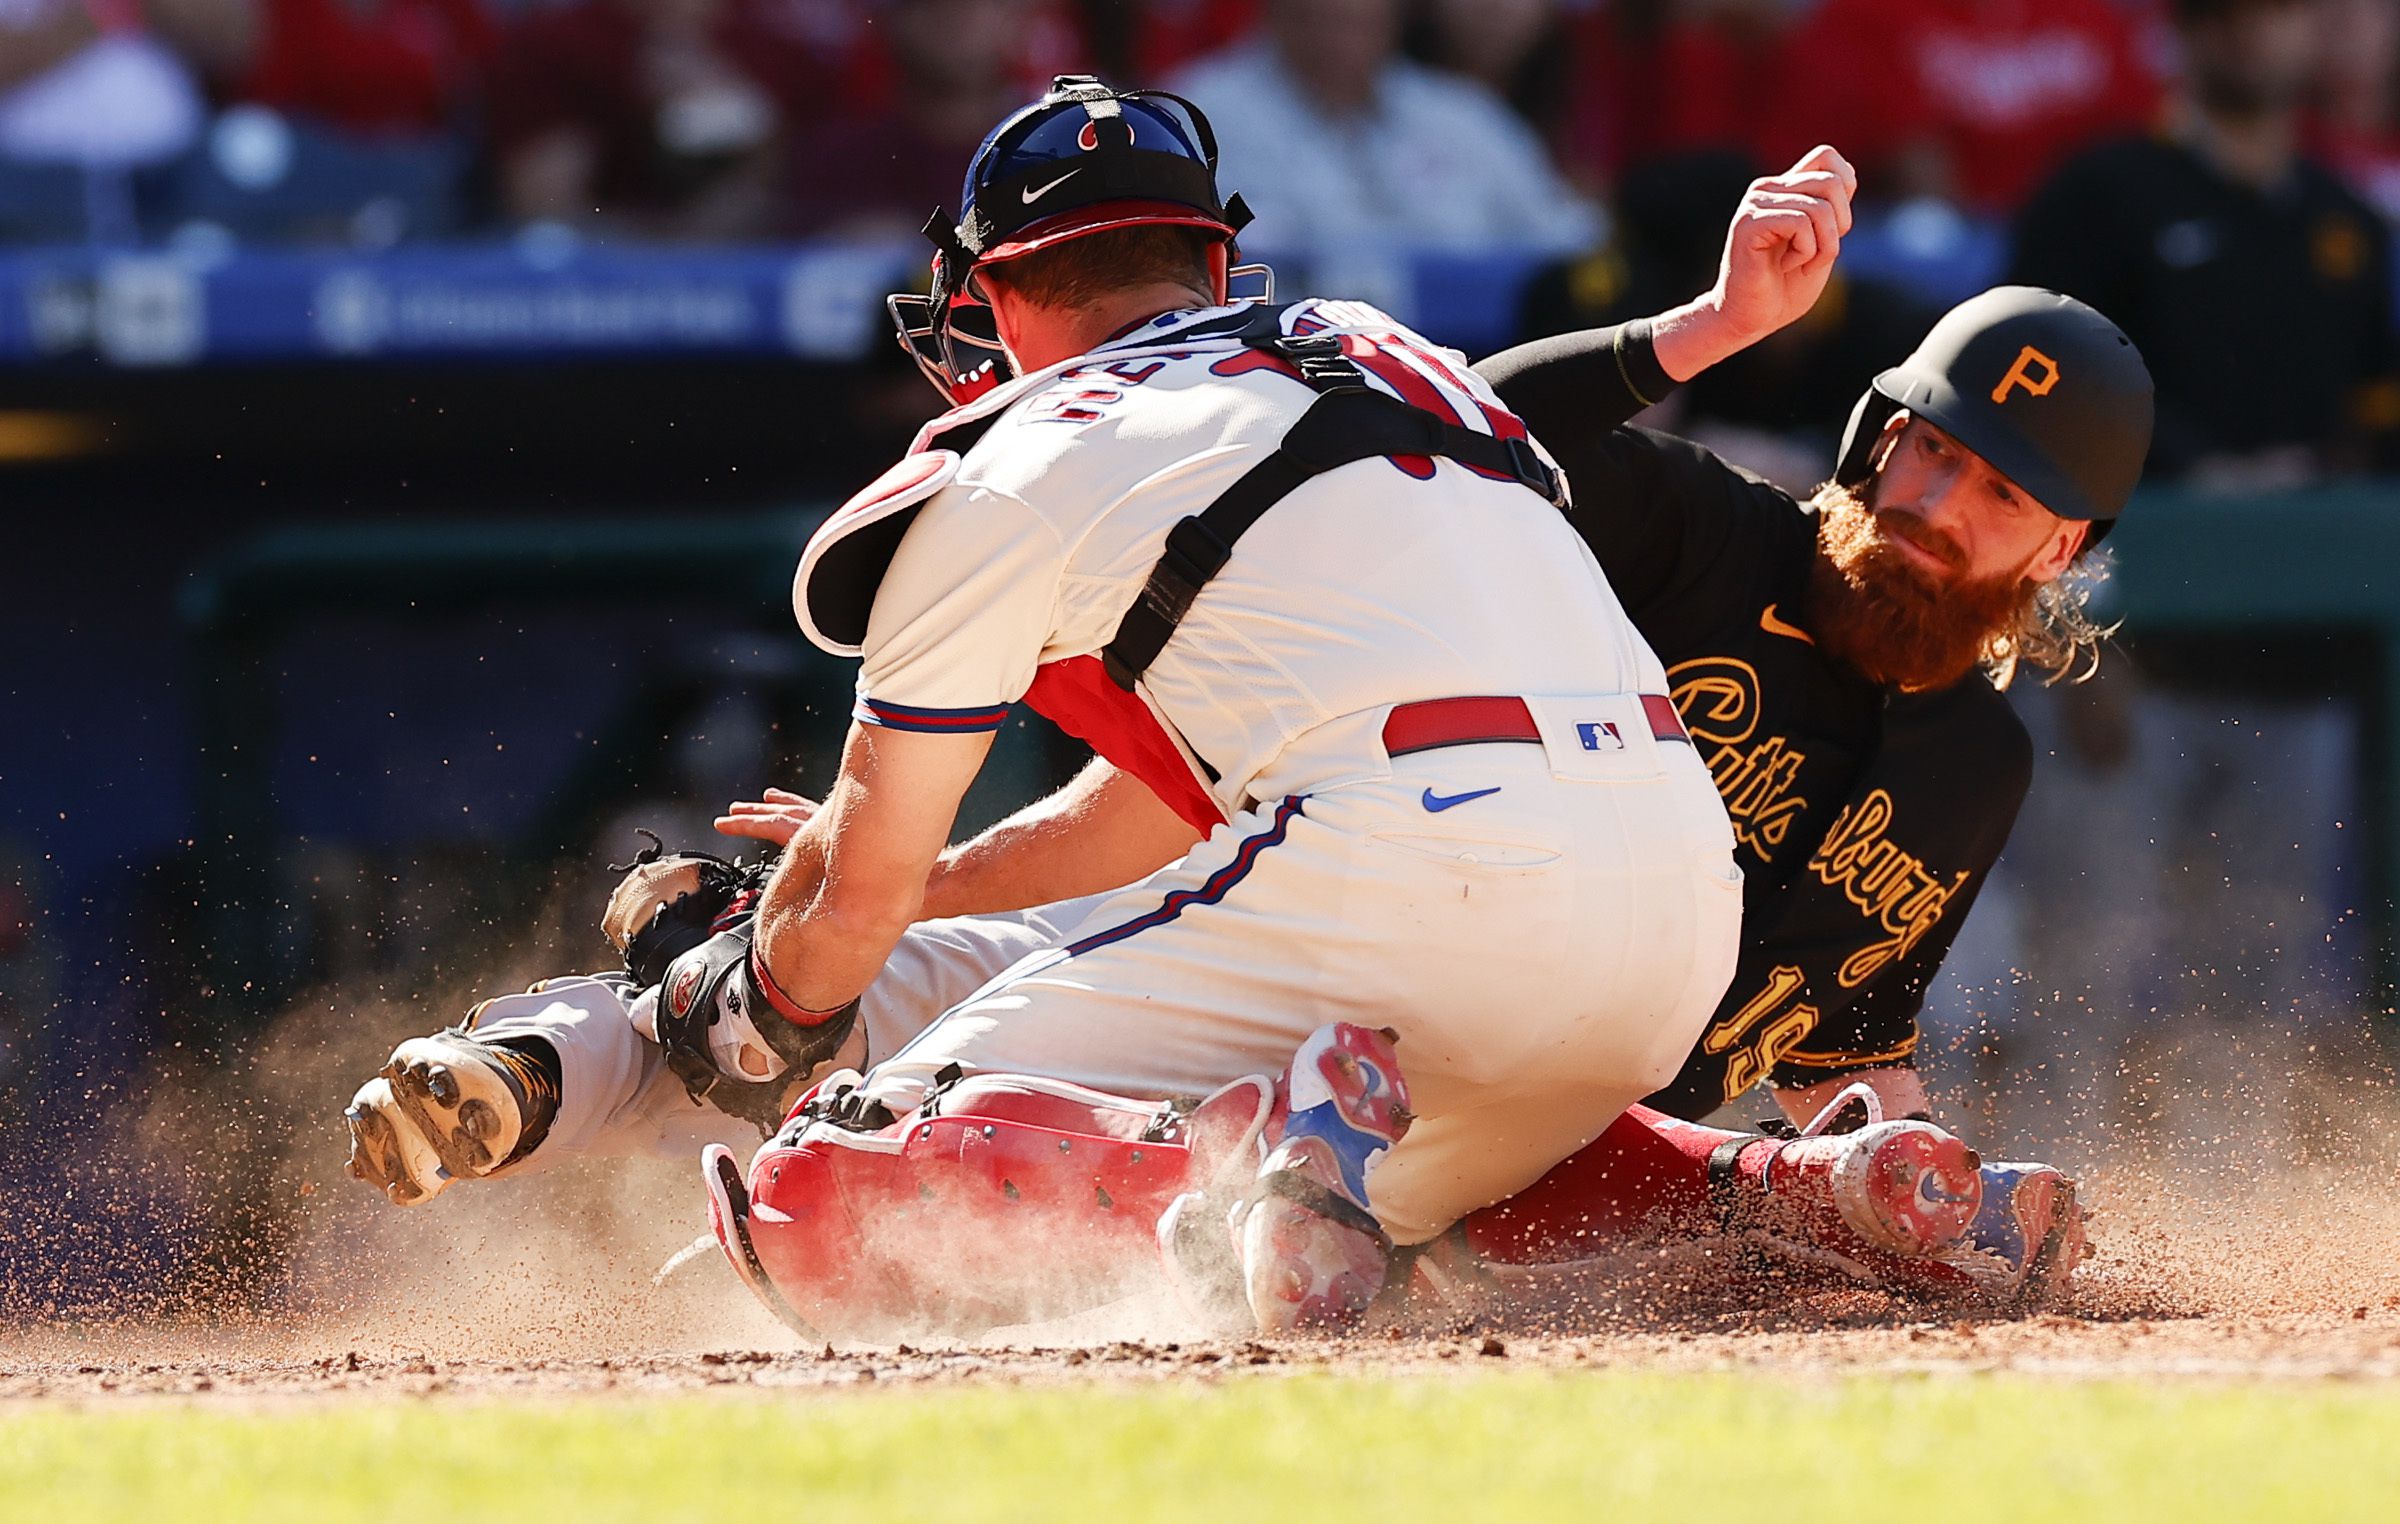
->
[8,0,2400,483]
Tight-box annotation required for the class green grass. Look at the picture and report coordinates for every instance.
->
[5,1370,2395,1523]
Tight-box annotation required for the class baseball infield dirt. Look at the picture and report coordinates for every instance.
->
[7,1133,2397,1402]
[7,970,2394,1404]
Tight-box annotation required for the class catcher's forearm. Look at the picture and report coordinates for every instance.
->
[923,757,1201,920]
[756,719,995,1010]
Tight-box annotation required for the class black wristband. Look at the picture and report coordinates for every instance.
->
[736,948,860,1072]
[1611,318,1678,410]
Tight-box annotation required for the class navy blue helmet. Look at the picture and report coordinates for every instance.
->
[889,75,1253,405]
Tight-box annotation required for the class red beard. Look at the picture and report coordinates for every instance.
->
[1807,486,2032,692]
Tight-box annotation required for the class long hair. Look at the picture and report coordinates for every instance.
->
[1984,543,2118,692]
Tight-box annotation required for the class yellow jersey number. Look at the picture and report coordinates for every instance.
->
[1700,965,1819,1100]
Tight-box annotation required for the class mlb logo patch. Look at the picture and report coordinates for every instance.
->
[1576,721,1625,752]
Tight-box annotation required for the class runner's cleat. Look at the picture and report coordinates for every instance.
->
[344,1029,559,1205]
[345,1077,449,1206]
[1934,1162,2090,1306]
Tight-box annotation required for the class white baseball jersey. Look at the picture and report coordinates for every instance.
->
[797,299,1669,828]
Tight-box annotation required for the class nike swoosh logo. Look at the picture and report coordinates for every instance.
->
[1916,1173,1976,1208]
[1760,603,1815,644]
[1021,170,1081,204]
[1421,786,1502,813]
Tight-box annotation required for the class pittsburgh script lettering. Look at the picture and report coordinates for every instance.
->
[1670,657,1810,856]
[1808,789,1971,987]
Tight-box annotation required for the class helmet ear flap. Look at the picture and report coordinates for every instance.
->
[892,214,1017,407]
[1835,388,1903,487]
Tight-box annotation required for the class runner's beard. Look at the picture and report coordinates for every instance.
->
[1807,484,2033,692]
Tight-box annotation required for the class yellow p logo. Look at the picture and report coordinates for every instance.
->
[1991,345,2061,404]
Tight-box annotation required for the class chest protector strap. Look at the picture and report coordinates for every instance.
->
[1101,324,1570,692]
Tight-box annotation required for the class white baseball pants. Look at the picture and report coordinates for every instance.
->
[856,728,1742,1246]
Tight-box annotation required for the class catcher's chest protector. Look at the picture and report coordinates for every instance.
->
[736,1072,1270,1341]
[795,299,1574,838]
[1096,304,1567,695]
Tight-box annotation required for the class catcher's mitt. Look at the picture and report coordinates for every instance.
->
[603,830,770,988]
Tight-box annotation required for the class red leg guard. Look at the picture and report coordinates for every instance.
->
[731,1073,1270,1341]
[1461,1104,1729,1262]
[1452,1101,1985,1290]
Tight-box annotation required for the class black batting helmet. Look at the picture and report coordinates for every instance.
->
[1835,286,2155,543]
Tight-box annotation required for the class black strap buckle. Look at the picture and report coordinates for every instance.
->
[1271,333,1370,394]
[1504,434,1567,508]
[1156,514,1234,595]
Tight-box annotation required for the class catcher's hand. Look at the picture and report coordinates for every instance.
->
[715,786,819,849]
[602,831,770,987]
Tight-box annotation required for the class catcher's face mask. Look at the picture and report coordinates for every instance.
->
[888,266,1011,406]
[887,75,1264,408]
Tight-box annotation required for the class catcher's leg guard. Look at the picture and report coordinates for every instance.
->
[1453,1088,1984,1291]
[1740,1158,2090,1308]
[720,1069,1271,1341]
[701,1142,820,1338]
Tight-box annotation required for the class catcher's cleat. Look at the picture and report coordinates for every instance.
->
[1158,1187,1246,1331]
[1437,1095,2023,1318]
[1717,1081,1985,1259]
[1238,1136,1397,1332]
[1804,1161,2089,1307]
[1233,1023,1414,1334]
[1155,1076,1280,1333]
[344,1030,560,1206]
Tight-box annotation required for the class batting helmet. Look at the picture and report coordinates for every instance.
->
[1834,286,2155,543]
[888,75,1253,406]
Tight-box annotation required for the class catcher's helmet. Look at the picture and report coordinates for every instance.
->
[888,75,1254,405]
[1835,286,2154,544]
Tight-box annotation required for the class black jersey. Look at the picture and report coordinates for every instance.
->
[1477,327,2033,1119]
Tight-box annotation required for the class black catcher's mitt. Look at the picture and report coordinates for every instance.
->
[602,830,771,988]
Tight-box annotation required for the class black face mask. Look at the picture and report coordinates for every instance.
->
[888,271,1013,409]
